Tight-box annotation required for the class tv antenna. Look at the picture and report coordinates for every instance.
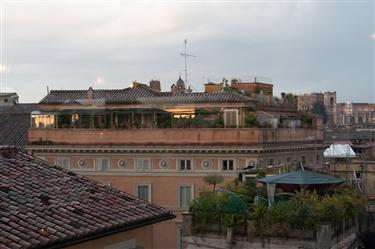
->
[180,39,196,89]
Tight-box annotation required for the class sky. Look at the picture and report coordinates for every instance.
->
[0,1,374,103]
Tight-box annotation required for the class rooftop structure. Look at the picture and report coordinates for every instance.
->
[26,79,325,248]
[0,146,174,249]
[0,92,19,106]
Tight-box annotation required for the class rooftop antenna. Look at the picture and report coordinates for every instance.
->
[180,39,196,90]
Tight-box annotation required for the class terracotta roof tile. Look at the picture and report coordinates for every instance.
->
[39,86,254,105]
[0,104,38,148]
[0,146,174,249]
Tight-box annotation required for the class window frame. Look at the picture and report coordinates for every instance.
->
[56,157,71,169]
[178,159,193,171]
[223,109,239,128]
[136,184,152,202]
[135,158,151,172]
[178,185,194,209]
[95,157,111,172]
[221,159,235,171]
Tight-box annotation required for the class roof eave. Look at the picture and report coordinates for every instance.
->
[37,213,176,249]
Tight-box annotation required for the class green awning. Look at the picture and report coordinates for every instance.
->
[257,170,344,185]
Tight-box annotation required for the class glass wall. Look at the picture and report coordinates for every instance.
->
[31,113,56,128]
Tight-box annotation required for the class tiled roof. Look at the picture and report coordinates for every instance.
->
[138,91,254,104]
[39,86,159,105]
[0,146,175,249]
[0,104,38,114]
[39,86,254,105]
[0,104,38,148]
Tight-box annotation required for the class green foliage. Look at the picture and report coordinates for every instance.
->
[231,78,240,84]
[189,192,222,230]
[250,188,367,237]
[244,112,258,128]
[284,93,295,105]
[311,102,328,124]
[189,191,248,230]
[273,97,280,104]
[156,115,172,128]
[191,180,367,237]
[203,174,224,192]
[256,170,266,178]
[193,108,224,128]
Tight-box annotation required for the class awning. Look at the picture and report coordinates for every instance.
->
[257,170,344,185]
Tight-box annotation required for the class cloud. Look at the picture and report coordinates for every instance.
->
[1,2,374,102]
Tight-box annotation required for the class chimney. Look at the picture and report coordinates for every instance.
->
[281,92,286,104]
[87,87,94,100]
[149,80,161,92]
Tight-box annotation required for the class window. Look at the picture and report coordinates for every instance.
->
[179,159,192,171]
[179,185,193,209]
[286,157,291,163]
[224,109,238,128]
[316,155,321,162]
[95,158,111,171]
[56,158,71,169]
[136,159,151,171]
[137,184,151,202]
[222,160,234,171]
[301,156,306,165]
[268,158,274,166]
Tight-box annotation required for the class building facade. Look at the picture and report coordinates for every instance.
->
[296,93,324,112]
[335,102,375,127]
[27,79,325,249]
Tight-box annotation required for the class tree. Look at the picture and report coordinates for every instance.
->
[244,112,258,128]
[203,174,224,192]
[311,102,328,124]
[284,93,295,105]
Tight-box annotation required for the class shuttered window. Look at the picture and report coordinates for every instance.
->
[179,185,193,209]
[95,158,110,171]
[224,109,238,127]
[136,159,151,171]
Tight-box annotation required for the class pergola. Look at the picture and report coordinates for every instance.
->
[257,170,344,206]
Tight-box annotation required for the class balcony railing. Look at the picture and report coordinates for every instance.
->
[28,128,324,146]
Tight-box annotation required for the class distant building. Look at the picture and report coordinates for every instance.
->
[296,93,324,112]
[204,80,273,102]
[335,102,375,126]
[0,146,174,249]
[0,92,19,106]
[323,91,337,126]
[171,76,192,94]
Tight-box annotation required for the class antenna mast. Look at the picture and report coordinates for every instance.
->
[180,39,196,89]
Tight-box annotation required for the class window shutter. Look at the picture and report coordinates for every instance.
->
[95,159,102,171]
[102,159,109,171]
[144,160,150,171]
[136,160,143,171]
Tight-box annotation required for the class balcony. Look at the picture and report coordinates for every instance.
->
[28,128,324,146]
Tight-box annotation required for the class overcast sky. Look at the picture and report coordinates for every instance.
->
[1,1,374,103]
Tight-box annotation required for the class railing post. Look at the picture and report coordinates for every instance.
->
[317,222,332,249]
[182,212,192,237]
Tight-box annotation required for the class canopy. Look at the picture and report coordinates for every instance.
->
[257,170,344,185]
[257,170,344,206]
[324,144,356,158]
